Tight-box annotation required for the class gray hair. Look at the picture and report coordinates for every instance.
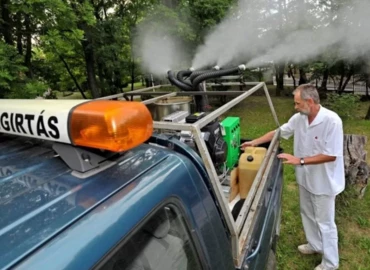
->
[293,84,320,104]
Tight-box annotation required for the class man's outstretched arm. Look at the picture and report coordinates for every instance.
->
[277,153,336,165]
[240,130,276,149]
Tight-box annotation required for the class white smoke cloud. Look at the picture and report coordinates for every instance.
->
[191,0,268,69]
[136,0,370,74]
[134,28,188,77]
[192,0,370,69]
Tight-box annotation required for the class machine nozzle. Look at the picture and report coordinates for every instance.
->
[238,64,246,71]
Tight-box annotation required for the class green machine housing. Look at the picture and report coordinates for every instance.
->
[221,117,240,170]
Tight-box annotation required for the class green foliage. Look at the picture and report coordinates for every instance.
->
[0,42,27,97]
[5,81,49,99]
[322,93,361,119]
[137,3,197,52]
[2,0,368,102]
[309,61,326,81]
[187,0,235,35]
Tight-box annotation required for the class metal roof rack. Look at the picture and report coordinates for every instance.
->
[99,81,281,267]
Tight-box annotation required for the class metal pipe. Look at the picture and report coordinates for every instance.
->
[141,92,177,105]
[125,90,255,96]
[206,82,261,86]
[195,82,265,130]
[263,83,280,127]
[96,85,165,100]
[153,121,193,131]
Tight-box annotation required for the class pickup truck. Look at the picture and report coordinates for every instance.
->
[0,80,283,270]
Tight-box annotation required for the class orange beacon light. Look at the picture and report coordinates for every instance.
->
[0,99,153,152]
[70,100,153,152]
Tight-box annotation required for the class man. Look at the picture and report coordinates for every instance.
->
[241,84,344,270]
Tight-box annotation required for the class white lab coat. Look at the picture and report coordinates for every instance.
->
[279,105,344,269]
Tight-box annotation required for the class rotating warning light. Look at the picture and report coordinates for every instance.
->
[70,100,153,152]
[0,99,153,152]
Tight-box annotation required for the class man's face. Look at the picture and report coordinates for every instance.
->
[294,91,310,115]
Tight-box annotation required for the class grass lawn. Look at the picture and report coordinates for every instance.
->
[224,89,370,270]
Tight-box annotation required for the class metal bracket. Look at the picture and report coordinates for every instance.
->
[53,143,117,174]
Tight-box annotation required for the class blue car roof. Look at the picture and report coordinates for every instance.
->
[0,134,197,269]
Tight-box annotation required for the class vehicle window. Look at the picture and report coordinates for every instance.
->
[99,205,203,270]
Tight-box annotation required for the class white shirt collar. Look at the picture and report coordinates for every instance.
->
[309,105,324,127]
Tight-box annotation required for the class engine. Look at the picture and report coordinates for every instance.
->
[163,111,228,172]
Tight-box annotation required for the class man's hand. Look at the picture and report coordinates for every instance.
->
[240,140,256,150]
[277,153,300,165]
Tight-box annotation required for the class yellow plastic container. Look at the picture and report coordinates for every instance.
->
[238,147,267,199]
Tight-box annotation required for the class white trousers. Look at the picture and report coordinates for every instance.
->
[299,185,339,268]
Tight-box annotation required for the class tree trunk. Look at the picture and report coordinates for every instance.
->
[80,24,100,98]
[114,69,122,93]
[72,0,100,98]
[343,134,369,198]
[340,66,354,93]
[341,74,352,93]
[338,74,344,92]
[16,12,23,55]
[275,63,285,96]
[329,74,336,90]
[288,65,296,88]
[24,13,33,78]
[1,0,13,45]
[82,39,100,98]
[337,62,345,92]
[319,68,329,91]
[299,68,307,85]
[59,55,87,99]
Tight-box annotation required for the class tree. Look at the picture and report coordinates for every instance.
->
[1,0,13,45]
[187,0,235,44]
[287,64,297,88]
[0,42,26,97]
[275,63,285,96]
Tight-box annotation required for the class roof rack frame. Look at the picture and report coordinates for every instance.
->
[97,82,280,266]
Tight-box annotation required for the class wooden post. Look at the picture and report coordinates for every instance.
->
[343,134,370,198]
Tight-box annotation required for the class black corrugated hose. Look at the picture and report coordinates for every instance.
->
[189,70,209,83]
[176,70,193,87]
[167,70,193,91]
[192,67,240,89]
